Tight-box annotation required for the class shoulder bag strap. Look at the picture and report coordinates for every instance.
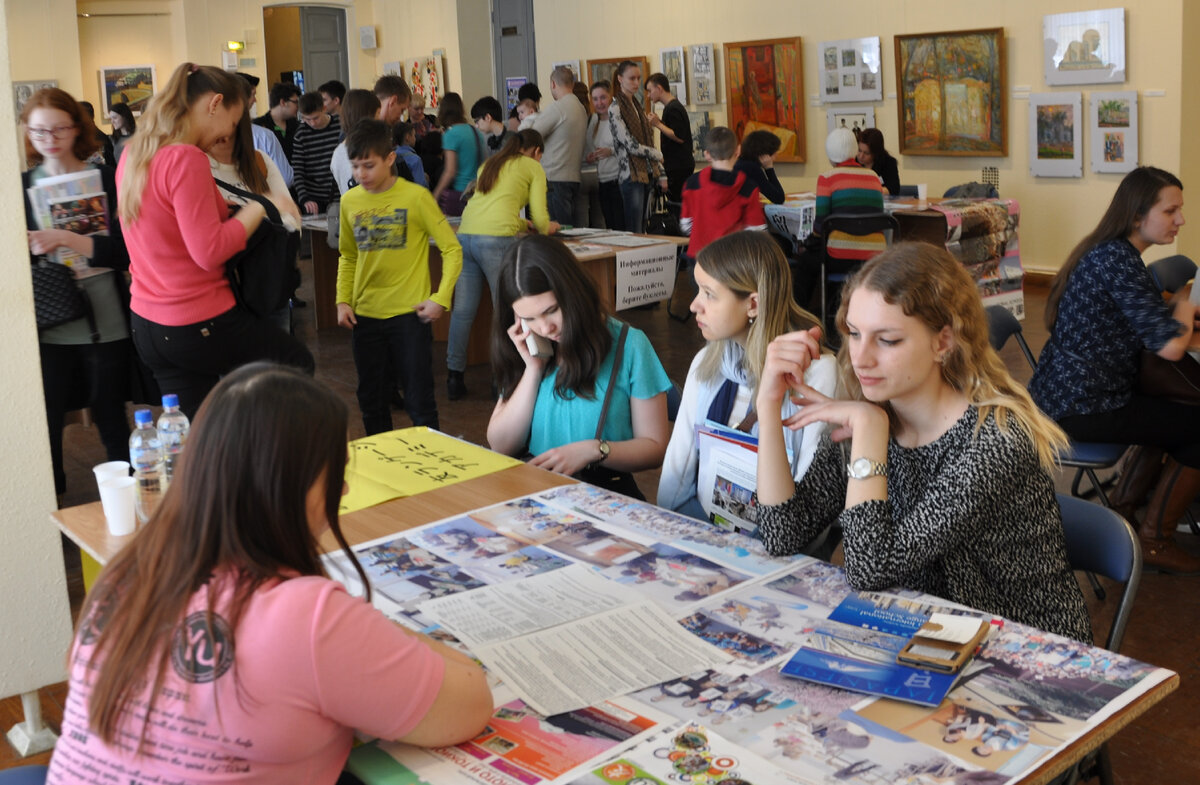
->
[594,323,630,440]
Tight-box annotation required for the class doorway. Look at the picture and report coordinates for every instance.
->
[262,5,349,95]
[492,0,537,106]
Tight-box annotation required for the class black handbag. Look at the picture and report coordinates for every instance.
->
[646,186,681,237]
[216,179,300,318]
[31,259,97,338]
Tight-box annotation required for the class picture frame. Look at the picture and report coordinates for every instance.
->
[552,60,582,85]
[724,37,806,162]
[659,46,686,105]
[894,28,1007,156]
[826,106,875,135]
[1044,7,1126,86]
[587,56,652,112]
[820,37,882,103]
[688,110,712,163]
[13,80,57,117]
[99,65,156,116]
[1028,92,1083,177]
[1090,90,1137,173]
[689,43,718,106]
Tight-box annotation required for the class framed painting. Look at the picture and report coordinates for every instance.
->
[1028,92,1082,177]
[894,28,1006,156]
[1090,90,1137,173]
[552,60,582,84]
[826,106,875,135]
[688,110,712,163]
[587,56,651,112]
[724,37,806,162]
[13,80,57,117]
[1044,8,1125,86]
[821,37,882,103]
[689,43,718,105]
[659,46,686,104]
[99,65,156,116]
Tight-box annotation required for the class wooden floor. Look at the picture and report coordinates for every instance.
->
[5,262,1198,783]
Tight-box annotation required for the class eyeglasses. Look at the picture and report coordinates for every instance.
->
[286,98,300,105]
[27,125,76,140]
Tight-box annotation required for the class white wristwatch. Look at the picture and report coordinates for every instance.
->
[847,457,887,480]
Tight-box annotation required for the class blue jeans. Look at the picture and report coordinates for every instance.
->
[446,233,519,372]
[619,179,649,233]
[351,312,437,435]
[546,180,580,225]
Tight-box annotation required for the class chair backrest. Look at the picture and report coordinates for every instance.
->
[896,184,919,198]
[1056,494,1143,651]
[984,305,1037,371]
[1147,254,1197,294]
[943,181,999,199]
[822,212,900,241]
[666,381,683,422]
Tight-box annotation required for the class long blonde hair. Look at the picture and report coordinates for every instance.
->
[694,232,824,394]
[118,63,244,222]
[835,242,1068,471]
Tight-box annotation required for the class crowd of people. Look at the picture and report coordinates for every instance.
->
[23,56,1200,785]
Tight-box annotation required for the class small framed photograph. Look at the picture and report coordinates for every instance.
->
[689,43,718,105]
[1029,92,1083,177]
[99,65,156,116]
[1044,7,1126,85]
[1090,90,1137,173]
[552,60,582,84]
[826,106,875,135]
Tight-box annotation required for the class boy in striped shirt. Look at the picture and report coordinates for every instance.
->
[293,91,343,215]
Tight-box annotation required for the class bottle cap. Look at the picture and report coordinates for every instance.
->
[162,393,180,409]
[134,409,153,426]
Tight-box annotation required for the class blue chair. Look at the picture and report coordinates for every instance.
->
[1147,254,1196,294]
[1056,494,1143,785]
[0,765,48,785]
[820,212,899,341]
[895,184,920,198]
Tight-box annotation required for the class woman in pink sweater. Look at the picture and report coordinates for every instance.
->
[118,63,312,417]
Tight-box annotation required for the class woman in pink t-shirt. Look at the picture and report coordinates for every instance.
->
[118,62,313,418]
[47,363,492,785]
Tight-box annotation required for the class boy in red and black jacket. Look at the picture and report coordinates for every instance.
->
[680,126,767,258]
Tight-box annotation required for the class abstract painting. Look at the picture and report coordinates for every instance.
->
[723,37,806,162]
[1044,7,1126,85]
[99,65,156,116]
[894,28,1006,156]
[689,43,718,105]
[688,110,712,163]
[1028,92,1082,177]
[1089,90,1137,173]
[587,56,651,112]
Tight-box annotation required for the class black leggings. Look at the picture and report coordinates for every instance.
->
[1058,393,1200,468]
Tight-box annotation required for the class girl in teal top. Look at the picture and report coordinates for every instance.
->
[487,235,672,498]
[433,92,486,216]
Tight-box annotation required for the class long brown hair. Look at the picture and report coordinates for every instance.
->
[118,63,245,221]
[438,92,468,127]
[76,363,368,745]
[476,129,543,194]
[492,235,612,400]
[835,242,1068,471]
[1045,166,1183,329]
[224,102,268,194]
[340,88,381,139]
[20,88,100,165]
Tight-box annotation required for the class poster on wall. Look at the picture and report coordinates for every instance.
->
[820,37,882,103]
[826,105,875,135]
[1028,92,1083,177]
[505,77,528,112]
[689,43,718,106]
[724,37,806,162]
[1044,7,1126,86]
[13,80,57,117]
[1090,90,1137,173]
[99,65,156,116]
[659,47,686,104]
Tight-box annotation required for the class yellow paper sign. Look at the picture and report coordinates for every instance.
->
[340,427,523,514]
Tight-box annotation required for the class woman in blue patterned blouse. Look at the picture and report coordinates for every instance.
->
[1030,166,1200,573]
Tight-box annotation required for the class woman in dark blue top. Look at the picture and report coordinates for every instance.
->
[733,130,785,205]
[1030,166,1200,573]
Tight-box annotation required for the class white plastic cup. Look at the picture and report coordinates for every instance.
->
[917,183,928,205]
[93,460,130,487]
[98,476,137,536]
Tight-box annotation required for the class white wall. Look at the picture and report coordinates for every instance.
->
[0,0,74,700]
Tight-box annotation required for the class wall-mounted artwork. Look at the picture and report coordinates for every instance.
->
[402,55,444,111]
[821,37,882,103]
[99,65,156,116]
[552,60,582,84]
[1028,92,1082,177]
[1090,90,1137,173]
[724,37,806,162]
[826,106,876,135]
[1044,8,1126,86]
[13,80,57,117]
[659,47,686,104]
[688,110,712,163]
[587,56,651,112]
[689,43,718,105]
[894,28,1006,156]
[504,77,527,112]
[382,61,401,76]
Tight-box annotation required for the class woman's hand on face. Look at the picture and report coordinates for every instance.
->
[529,440,598,476]
[507,317,546,371]
[781,384,889,444]
[757,328,823,412]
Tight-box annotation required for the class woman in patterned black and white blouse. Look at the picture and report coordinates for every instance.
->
[754,242,1092,643]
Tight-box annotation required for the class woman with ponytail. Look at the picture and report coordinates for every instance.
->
[445,129,558,400]
[118,62,313,418]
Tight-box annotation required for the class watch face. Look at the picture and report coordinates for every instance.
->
[850,457,870,478]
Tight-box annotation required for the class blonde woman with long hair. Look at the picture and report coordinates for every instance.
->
[755,242,1092,643]
[118,62,312,418]
[657,232,836,522]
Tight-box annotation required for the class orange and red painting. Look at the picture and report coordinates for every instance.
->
[724,38,805,162]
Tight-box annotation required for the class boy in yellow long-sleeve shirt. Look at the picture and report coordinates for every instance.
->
[337,119,463,434]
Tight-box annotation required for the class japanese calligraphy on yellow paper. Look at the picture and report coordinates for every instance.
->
[341,428,523,513]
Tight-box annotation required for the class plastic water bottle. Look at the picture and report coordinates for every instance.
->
[157,394,190,483]
[129,409,166,524]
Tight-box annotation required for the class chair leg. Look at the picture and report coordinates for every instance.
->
[1086,571,1106,602]
[1097,744,1114,785]
[1087,468,1112,506]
